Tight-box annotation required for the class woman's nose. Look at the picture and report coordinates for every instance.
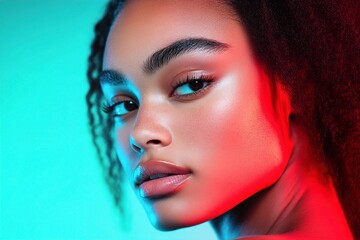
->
[129,105,172,154]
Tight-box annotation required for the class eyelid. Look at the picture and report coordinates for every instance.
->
[111,94,136,104]
[171,71,212,87]
[170,72,215,98]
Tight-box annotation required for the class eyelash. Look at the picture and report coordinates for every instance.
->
[102,97,137,116]
[170,74,214,98]
[102,102,117,114]
[102,74,215,117]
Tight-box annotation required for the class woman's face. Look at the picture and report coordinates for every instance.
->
[101,0,293,230]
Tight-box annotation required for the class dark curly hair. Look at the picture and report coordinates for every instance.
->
[86,0,359,237]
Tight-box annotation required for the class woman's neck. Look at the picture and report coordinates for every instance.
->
[210,125,353,240]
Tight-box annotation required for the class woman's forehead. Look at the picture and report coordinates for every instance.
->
[103,0,243,71]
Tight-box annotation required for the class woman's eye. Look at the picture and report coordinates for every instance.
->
[103,99,138,118]
[113,100,138,116]
[173,79,211,96]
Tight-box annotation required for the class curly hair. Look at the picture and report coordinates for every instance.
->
[86,0,359,237]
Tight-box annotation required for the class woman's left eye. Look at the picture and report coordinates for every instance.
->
[172,78,212,97]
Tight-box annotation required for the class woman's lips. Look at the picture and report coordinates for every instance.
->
[139,174,191,198]
[134,160,191,198]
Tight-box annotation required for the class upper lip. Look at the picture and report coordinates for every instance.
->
[134,160,191,185]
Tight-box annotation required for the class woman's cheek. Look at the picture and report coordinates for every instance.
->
[174,74,285,208]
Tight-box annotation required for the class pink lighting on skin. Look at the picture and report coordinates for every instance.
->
[100,0,353,238]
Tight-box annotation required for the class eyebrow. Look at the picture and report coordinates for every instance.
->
[143,38,229,74]
[99,69,126,86]
[99,38,230,86]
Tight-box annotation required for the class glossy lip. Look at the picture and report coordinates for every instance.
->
[134,160,192,198]
[134,160,192,186]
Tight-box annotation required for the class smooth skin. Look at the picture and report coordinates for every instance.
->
[101,0,353,239]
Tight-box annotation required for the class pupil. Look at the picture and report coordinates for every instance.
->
[124,101,137,111]
[189,80,204,91]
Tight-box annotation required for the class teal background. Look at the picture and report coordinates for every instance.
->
[0,1,216,239]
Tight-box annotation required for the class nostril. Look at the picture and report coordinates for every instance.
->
[132,144,142,153]
[147,139,161,145]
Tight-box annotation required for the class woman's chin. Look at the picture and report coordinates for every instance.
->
[143,201,211,231]
[148,214,205,231]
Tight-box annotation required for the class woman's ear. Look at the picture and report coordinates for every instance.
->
[274,80,293,129]
[272,79,294,157]
[257,68,294,141]
[257,68,294,159]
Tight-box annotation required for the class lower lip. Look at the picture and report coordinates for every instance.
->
[139,174,191,198]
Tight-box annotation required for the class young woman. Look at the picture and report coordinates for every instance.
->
[86,0,359,239]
